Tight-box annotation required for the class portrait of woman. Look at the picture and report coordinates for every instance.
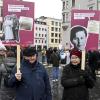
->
[2,14,19,42]
[2,15,14,41]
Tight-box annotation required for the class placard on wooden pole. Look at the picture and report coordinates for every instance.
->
[81,50,86,70]
[17,45,20,73]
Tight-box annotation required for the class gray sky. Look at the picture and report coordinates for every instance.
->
[23,0,62,19]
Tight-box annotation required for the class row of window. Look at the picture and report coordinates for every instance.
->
[63,1,69,10]
[63,0,76,10]
[51,33,61,37]
[51,21,61,26]
[51,27,61,32]
[35,33,47,37]
[35,39,46,44]
[35,27,47,31]
[62,13,69,23]
[51,39,61,43]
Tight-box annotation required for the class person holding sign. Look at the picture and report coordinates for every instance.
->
[61,49,95,100]
[70,26,87,51]
[8,47,52,100]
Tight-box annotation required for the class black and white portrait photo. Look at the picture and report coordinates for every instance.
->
[2,14,19,42]
[70,25,88,51]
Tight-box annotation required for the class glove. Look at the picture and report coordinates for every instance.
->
[79,70,89,78]
[77,75,85,84]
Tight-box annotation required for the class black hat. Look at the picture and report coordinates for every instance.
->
[23,47,38,57]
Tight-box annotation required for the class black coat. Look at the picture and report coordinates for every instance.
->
[61,64,95,100]
[50,52,60,67]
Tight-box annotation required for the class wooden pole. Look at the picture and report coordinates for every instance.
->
[81,50,86,70]
[17,45,20,73]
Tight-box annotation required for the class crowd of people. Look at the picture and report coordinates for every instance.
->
[0,45,100,100]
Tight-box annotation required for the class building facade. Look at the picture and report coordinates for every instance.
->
[61,0,100,48]
[38,16,62,49]
[34,19,48,50]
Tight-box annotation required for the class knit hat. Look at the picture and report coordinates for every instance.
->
[70,49,82,59]
[23,47,38,57]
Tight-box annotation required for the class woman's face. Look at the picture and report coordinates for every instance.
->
[73,31,86,50]
[24,54,37,64]
[70,55,81,65]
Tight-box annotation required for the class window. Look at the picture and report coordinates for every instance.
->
[42,28,44,31]
[66,1,68,5]
[51,33,54,37]
[51,21,54,25]
[51,27,54,31]
[45,29,47,31]
[36,27,37,30]
[63,1,65,9]
[0,23,2,30]
[45,34,47,37]
[59,28,61,32]
[42,34,43,37]
[39,34,41,37]
[63,13,65,23]
[55,28,58,32]
[55,22,58,26]
[72,0,75,7]
[39,27,41,31]
[59,34,61,38]
[89,6,93,10]
[59,39,60,43]
[66,13,69,19]
[59,22,61,26]
[51,39,54,43]
[55,33,58,37]
[1,7,3,16]
[35,40,37,43]
[55,39,57,43]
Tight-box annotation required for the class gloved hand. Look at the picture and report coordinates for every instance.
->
[79,69,89,78]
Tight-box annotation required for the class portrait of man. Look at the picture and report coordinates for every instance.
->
[70,25,88,51]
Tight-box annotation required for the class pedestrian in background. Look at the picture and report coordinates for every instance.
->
[41,48,46,64]
[0,47,16,100]
[50,48,60,81]
[61,49,95,100]
[8,46,52,100]
[46,48,53,65]
[60,49,66,64]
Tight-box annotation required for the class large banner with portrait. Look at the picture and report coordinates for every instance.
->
[71,9,100,51]
[2,0,34,45]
